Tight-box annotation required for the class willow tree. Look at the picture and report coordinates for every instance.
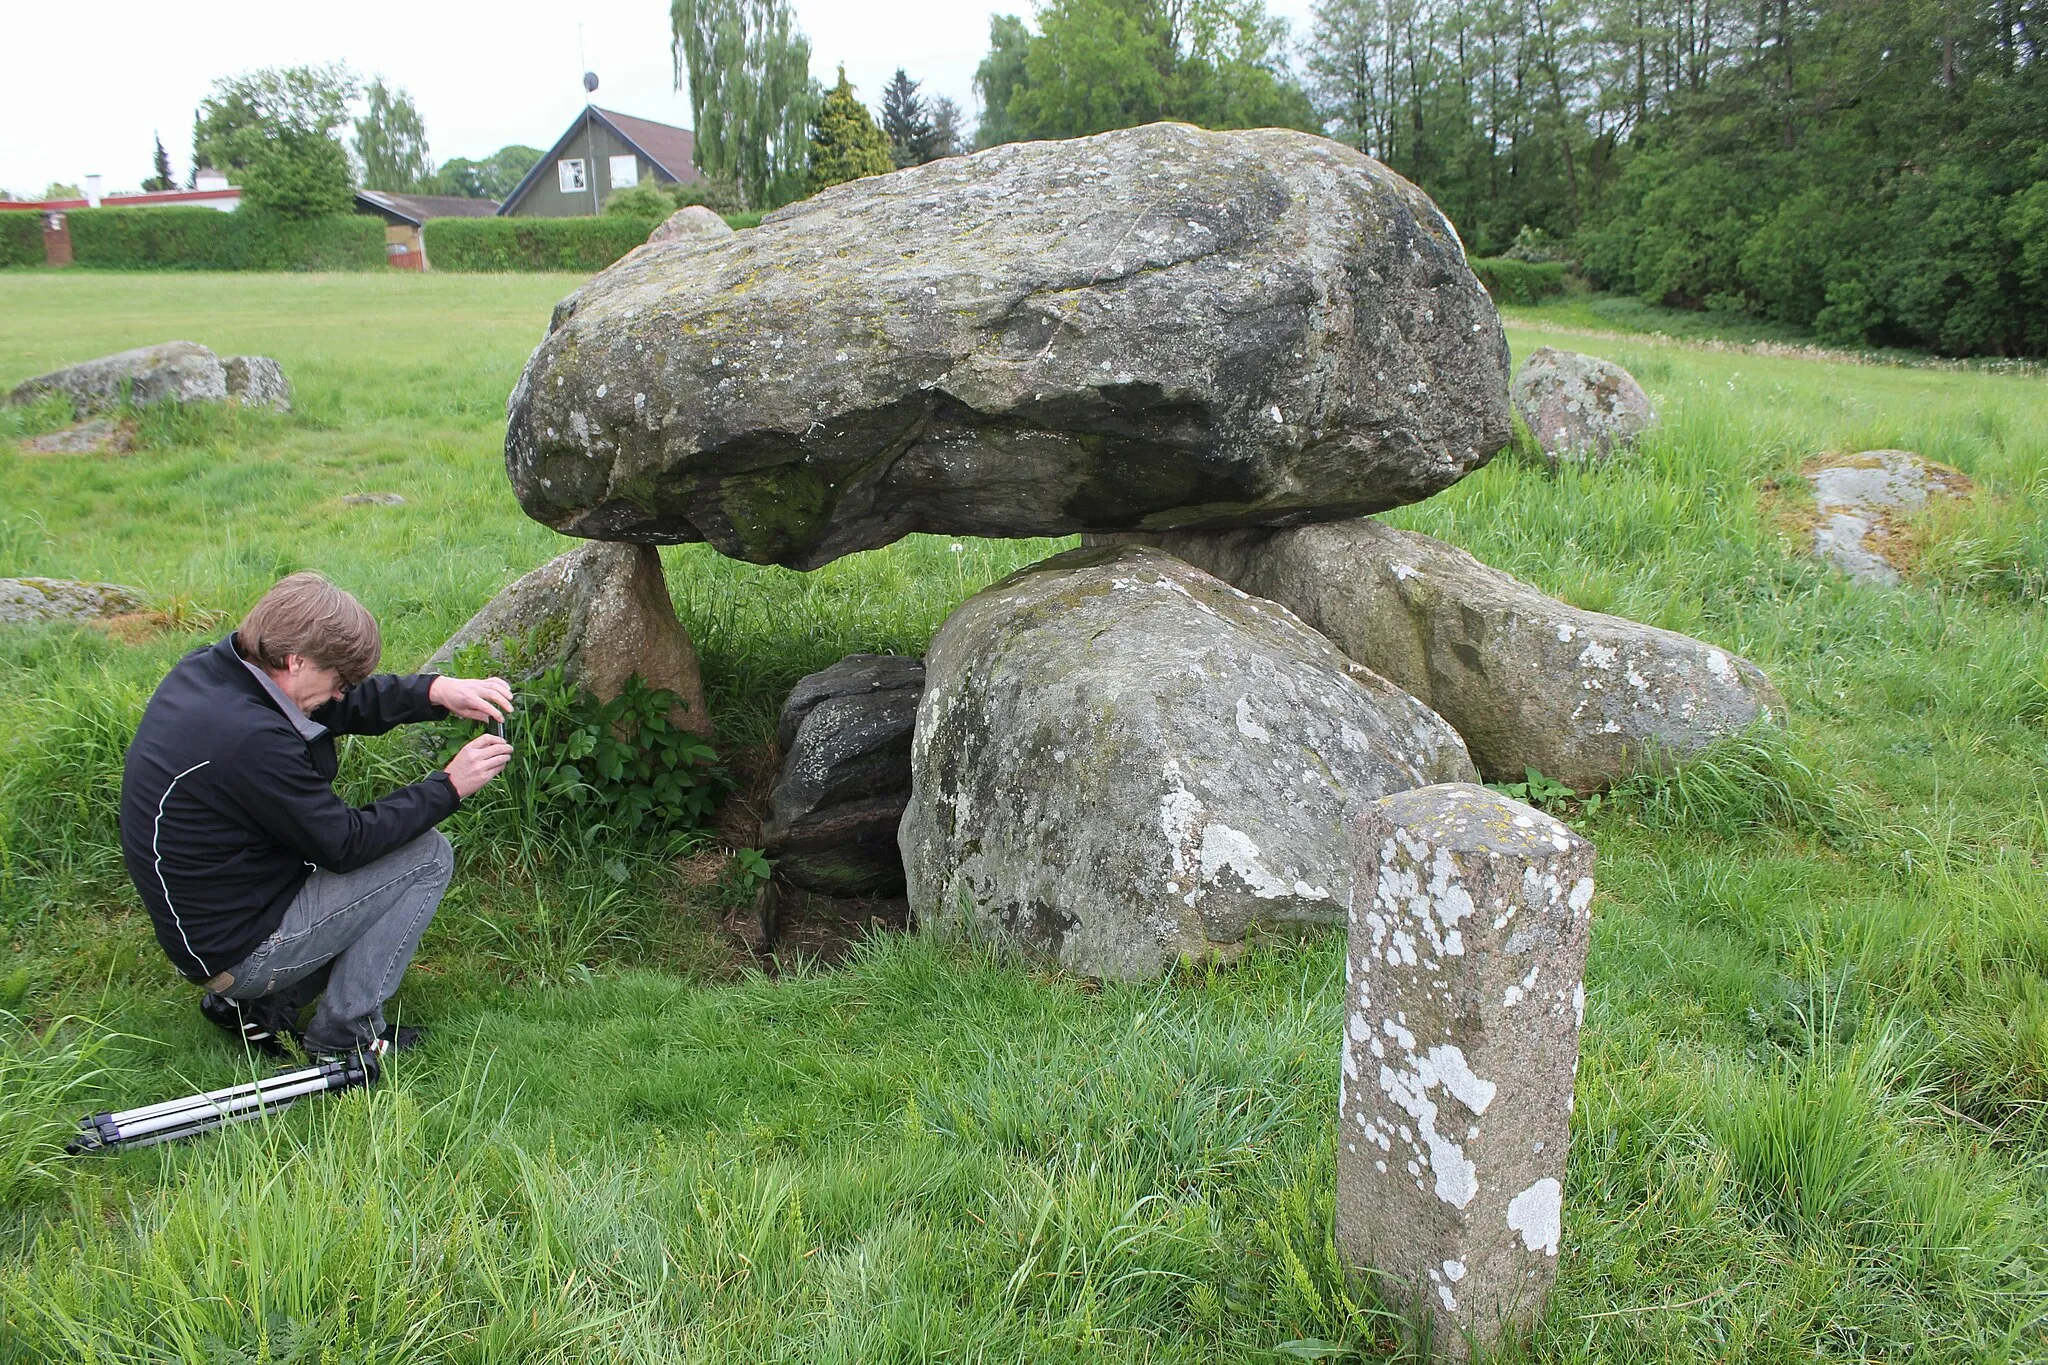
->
[354,79,435,193]
[671,0,819,209]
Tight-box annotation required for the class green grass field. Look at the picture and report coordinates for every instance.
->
[2,270,2046,1362]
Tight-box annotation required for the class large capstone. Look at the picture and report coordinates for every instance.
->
[505,121,1512,569]
[8,342,227,416]
[425,541,711,737]
[1337,783,1594,1360]
[901,544,1476,979]
[761,654,925,895]
[1098,519,1783,790]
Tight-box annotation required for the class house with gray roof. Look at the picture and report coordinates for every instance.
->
[497,107,700,218]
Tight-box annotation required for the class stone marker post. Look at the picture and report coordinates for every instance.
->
[1337,783,1595,1360]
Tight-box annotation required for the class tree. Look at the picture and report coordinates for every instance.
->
[973,14,1034,147]
[142,135,175,192]
[672,0,819,209]
[881,68,936,167]
[433,144,543,199]
[928,96,968,159]
[808,66,895,192]
[355,78,435,192]
[42,182,83,200]
[192,64,359,174]
[977,0,1316,146]
[238,130,353,218]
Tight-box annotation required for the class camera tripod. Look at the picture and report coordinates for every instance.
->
[68,1045,384,1154]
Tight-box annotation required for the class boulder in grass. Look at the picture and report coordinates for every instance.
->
[7,342,227,416]
[761,655,925,896]
[647,205,734,244]
[902,544,1476,980]
[425,541,712,737]
[0,577,146,625]
[223,356,292,412]
[19,418,132,455]
[1099,519,1783,791]
[505,121,1512,568]
[1510,346,1655,466]
[1807,449,1972,586]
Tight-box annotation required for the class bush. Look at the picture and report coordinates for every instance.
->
[416,656,724,860]
[238,131,354,219]
[0,213,40,268]
[423,216,659,272]
[1470,257,1566,305]
[602,182,680,219]
[67,207,381,271]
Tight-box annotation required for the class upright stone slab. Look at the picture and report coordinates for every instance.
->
[424,541,712,737]
[1337,783,1594,1360]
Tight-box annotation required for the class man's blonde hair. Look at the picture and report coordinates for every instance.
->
[236,572,381,685]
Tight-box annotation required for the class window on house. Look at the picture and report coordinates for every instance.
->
[608,155,638,188]
[558,159,586,193]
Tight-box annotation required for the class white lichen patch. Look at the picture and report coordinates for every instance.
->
[1506,1177,1563,1255]
[1377,1039,1496,1208]
[1235,694,1271,742]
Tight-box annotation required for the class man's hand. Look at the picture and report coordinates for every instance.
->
[429,675,514,725]
[446,734,513,799]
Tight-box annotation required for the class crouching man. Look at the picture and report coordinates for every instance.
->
[119,572,514,1061]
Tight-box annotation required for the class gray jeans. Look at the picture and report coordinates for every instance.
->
[217,830,454,1053]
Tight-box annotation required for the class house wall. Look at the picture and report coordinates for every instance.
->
[505,119,667,218]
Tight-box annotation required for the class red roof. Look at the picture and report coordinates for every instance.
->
[0,187,242,211]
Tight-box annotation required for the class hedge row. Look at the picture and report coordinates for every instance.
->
[1470,257,1567,305]
[0,213,42,267]
[66,208,383,271]
[423,217,660,272]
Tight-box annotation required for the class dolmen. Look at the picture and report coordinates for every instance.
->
[462,121,1783,1350]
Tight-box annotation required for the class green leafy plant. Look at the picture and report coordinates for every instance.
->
[717,847,774,907]
[1486,766,1592,815]
[424,658,726,849]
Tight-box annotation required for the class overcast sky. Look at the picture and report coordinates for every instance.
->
[1,0,1321,195]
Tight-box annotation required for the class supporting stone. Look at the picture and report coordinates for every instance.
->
[1336,783,1595,1361]
[424,541,712,738]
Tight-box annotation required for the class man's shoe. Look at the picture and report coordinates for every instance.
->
[199,992,296,1057]
[308,1023,423,1063]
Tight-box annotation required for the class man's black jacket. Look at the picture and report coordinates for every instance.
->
[119,633,461,982]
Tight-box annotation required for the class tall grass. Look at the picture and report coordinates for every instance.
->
[3,273,2046,1360]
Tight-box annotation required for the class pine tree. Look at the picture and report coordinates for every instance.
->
[143,134,175,192]
[880,68,935,168]
[926,96,966,161]
[807,66,894,193]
